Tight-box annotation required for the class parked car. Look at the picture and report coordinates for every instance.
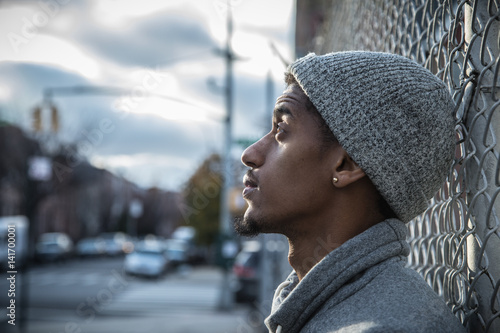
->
[76,237,106,258]
[99,232,133,256]
[172,226,196,242]
[35,232,74,262]
[124,245,169,278]
[163,238,189,267]
[232,240,261,303]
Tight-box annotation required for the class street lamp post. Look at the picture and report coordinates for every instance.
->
[216,1,237,311]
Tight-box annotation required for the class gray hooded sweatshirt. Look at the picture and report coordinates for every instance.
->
[264,219,467,333]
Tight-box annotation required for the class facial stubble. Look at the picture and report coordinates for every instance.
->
[233,214,261,237]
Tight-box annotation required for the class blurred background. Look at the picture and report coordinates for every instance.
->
[3,1,497,333]
[0,0,306,332]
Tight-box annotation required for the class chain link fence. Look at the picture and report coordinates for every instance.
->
[303,0,500,332]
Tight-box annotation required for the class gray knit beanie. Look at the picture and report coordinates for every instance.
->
[287,51,455,223]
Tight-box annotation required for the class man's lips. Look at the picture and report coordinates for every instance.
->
[242,173,258,198]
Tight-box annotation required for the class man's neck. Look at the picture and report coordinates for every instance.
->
[285,182,387,280]
[287,228,343,280]
[286,215,383,280]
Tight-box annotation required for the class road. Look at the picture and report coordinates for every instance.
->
[0,257,266,333]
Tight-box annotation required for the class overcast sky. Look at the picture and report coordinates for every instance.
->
[0,0,295,191]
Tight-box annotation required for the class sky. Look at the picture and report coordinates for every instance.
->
[0,0,295,191]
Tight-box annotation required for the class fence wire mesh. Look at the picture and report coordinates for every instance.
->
[308,0,500,332]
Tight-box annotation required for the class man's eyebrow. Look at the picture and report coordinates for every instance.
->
[273,106,295,120]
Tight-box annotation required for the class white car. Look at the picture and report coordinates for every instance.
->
[99,232,133,256]
[35,232,73,262]
[124,247,169,278]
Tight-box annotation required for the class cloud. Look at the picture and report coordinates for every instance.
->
[0,61,221,162]
[87,110,222,158]
[0,61,88,97]
[90,153,197,190]
[76,7,218,68]
[0,61,89,125]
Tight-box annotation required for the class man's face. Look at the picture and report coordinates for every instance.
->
[235,84,339,237]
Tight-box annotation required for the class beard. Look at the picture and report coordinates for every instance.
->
[233,215,262,237]
[233,211,296,239]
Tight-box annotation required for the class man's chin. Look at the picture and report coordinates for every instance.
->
[233,215,261,237]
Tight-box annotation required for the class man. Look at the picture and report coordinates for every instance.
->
[235,52,467,333]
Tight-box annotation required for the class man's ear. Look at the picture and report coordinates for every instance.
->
[332,149,366,188]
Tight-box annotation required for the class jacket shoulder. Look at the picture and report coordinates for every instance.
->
[302,259,466,333]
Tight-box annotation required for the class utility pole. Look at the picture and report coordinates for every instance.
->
[217,1,237,311]
[220,0,234,237]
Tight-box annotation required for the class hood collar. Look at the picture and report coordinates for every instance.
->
[265,219,409,332]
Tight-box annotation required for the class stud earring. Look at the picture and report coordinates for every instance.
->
[332,177,339,184]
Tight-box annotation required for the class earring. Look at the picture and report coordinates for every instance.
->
[332,177,339,184]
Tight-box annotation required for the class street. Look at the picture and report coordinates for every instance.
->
[0,257,265,333]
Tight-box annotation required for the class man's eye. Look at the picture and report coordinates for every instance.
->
[274,123,286,139]
[274,122,286,135]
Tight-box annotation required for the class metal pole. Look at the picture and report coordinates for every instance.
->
[221,0,234,237]
[217,0,235,311]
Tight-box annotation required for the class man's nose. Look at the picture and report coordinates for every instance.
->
[241,136,266,169]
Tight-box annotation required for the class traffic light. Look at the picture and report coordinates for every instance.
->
[50,105,59,132]
[32,106,42,131]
